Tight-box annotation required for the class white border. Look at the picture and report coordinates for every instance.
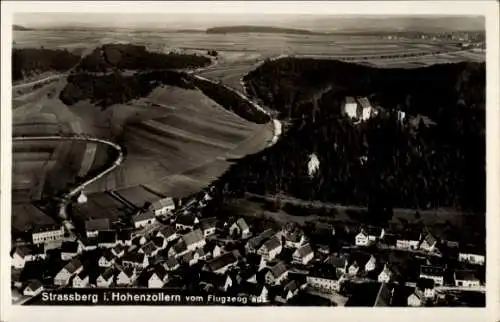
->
[1,1,499,322]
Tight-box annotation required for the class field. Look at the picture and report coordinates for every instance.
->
[11,204,58,233]
[83,86,273,197]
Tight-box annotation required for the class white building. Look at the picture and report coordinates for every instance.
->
[72,271,90,288]
[355,230,370,247]
[23,280,43,296]
[258,237,282,261]
[229,218,251,239]
[419,265,444,287]
[32,225,65,244]
[133,210,157,229]
[54,258,83,286]
[343,96,359,120]
[292,244,314,265]
[11,245,46,269]
[454,270,481,288]
[151,197,175,216]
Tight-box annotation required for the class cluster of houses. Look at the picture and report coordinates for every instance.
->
[342,96,406,124]
[11,190,485,306]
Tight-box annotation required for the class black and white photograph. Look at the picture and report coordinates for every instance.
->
[1,1,499,320]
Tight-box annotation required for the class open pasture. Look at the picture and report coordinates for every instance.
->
[84,85,273,195]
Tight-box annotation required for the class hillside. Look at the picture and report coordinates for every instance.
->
[215,58,485,215]
[12,45,274,204]
[206,25,319,35]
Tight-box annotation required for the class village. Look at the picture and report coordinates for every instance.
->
[11,181,485,307]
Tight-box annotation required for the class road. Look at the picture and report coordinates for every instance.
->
[13,135,124,236]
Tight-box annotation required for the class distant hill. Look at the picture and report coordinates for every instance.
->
[206,25,321,35]
[13,24,33,31]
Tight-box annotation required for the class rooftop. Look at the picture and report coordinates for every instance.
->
[206,252,238,272]
[182,229,204,247]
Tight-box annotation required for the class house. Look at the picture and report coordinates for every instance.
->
[357,97,378,121]
[419,265,444,286]
[97,230,117,248]
[292,243,314,265]
[111,244,126,258]
[326,253,349,275]
[133,210,157,229]
[139,241,160,258]
[84,218,110,238]
[169,240,188,258]
[80,237,98,251]
[151,197,175,216]
[355,229,370,246]
[180,250,200,266]
[245,229,277,253]
[72,270,89,288]
[163,257,180,271]
[175,214,199,231]
[122,252,149,269]
[204,243,223,259]
[378,264,393,283]
[116,267,137,286]
[23,280,43,296]
[396,231,422,250]
[98,250,115,268]
[54,258,83,286]
[407,289,424,307]
[265,262,288,285]
[416,278,435,299]
[32,224,65,244]
[156,225,178,243]
[348,261,360,276]
[61,241,82,261]
[454,270,481,288]
[282,280,299,301]
[420,232,438,252]
[199,217,217,237]
[257,236,282,261]
[182,229,206,252]
[11,245,45,269]
[96,268,114,288]
[200,271,233,292]
[281,226,307,249]
[229,218,251,239]
[307,263,341,292]
[117,230,133,246]
[148,265,168,288]
[458,244,485,266]
[205,252,238,274]
[364,255,377,272]
[343,96,359,120]
[349,252,377,273]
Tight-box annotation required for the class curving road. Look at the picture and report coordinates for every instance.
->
[13,135,124,236]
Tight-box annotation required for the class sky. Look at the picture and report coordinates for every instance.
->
[14,13,485,32]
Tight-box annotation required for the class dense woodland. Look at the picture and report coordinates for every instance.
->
[60,70,195,108]
[76,44,211,73]
[12,48,81,81]
[192,77,271,124]
[215,58,485,214]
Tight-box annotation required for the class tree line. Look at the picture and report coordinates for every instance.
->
[12,48,81,81]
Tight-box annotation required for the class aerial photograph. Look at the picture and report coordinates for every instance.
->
[10,11,486,307]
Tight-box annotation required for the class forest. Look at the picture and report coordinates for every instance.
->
[12,48,81,81]
[75,44,211,73]
[60,70,195,108]
[214,58,485,214]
